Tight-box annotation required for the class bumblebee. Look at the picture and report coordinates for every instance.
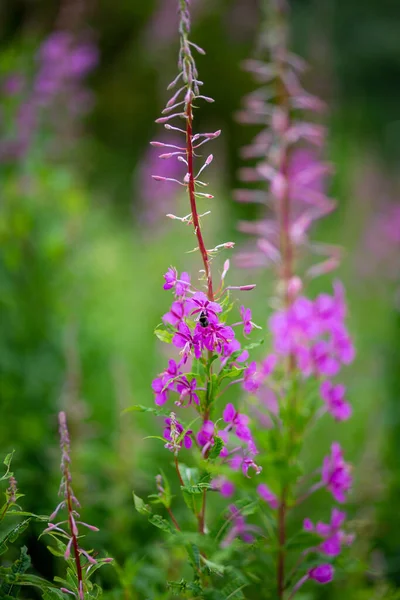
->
[199,310,209,327]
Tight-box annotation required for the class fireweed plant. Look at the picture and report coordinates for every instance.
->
[234,0,355,597]
[43,412,112,599]
[132,0,263,595]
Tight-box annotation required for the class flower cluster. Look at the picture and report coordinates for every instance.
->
[304,507,354,557]
[44,412,111,599]
[152,267,262,489]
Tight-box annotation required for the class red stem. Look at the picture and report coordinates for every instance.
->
[185,96,214,533]
[65,474,83,596]
[186,99,214,302]
[174,455,185,487]
[167,506,181,531]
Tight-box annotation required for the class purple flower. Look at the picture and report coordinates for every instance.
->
[188,291,222,323]
[257,483,278,509]
[229,451,262,477]
[151,377,169,406]
[269,286,354,380]
[163,268,191,296]
[320,381,352,421]
[223,403,252,441]
[151,360,182,405]
[163,267,177,290]
[243,362,261,393]
[222,339,249,363]
[311,341,340,377]
[239,305,254,336]
[197,421,220,454]
[322,443,352,503]
[308,564,334,584]
[172,322,200,358]
[221,505,259,547]
[162,300,189,327]
[176,272,191,297]
[261,354,277,377]
[303,508,353,557]
[164,417,192,451]
[176,376,200,406]
[198,321,235,355]
[211,477,235,497]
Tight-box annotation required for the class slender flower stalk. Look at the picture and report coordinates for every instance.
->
[44,412,112,599]
[236,1,355,597]
[135,1,263,590]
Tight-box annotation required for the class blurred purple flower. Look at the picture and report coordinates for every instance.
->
[322,443,352,503]
[320,381,352,421]
[221,504,259,547]
[257,483,278,509]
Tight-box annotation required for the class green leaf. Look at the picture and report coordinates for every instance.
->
[0,546,31,597]
[201,556,225,576]
[243,339,264,351]
[42,589,67,600]
[208,436,224,459]
[132,493,151,516]
[148,514,174,534]
[122,404,169,416]
[154,328,173,344]
[1,452,14,481]
[177,464,199,488]
[0,518,31,555]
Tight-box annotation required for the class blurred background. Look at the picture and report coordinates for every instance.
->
[1,0,400,598]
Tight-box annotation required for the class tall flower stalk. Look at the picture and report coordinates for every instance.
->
[43,412,112,599]
[236,1,355,597]
[133,0,264,593]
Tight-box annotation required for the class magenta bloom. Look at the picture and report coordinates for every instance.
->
[162,300,189,327]
[198,321,235,354]
[151,360,182,405]
[163,267,178,290]
[268,286,354,381]
[239,305,254,336]
[320,381,352,421]
[163,268,191,296]
[257,483,278,509]
[151,377,169,406]
[197,420,215,447]
[176,376,200,406]
[308,564,334,584]
[211,477,235,497]
[221,505,259,547]
[188,292,222,323]
[223,403,252,442]
[222,339,249,363]
[322,443,352,503]
[163,418,192,450]
[229,452,262,477]
[304,508,353,557]
[243,362,261,393]
[172,322,200,358]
